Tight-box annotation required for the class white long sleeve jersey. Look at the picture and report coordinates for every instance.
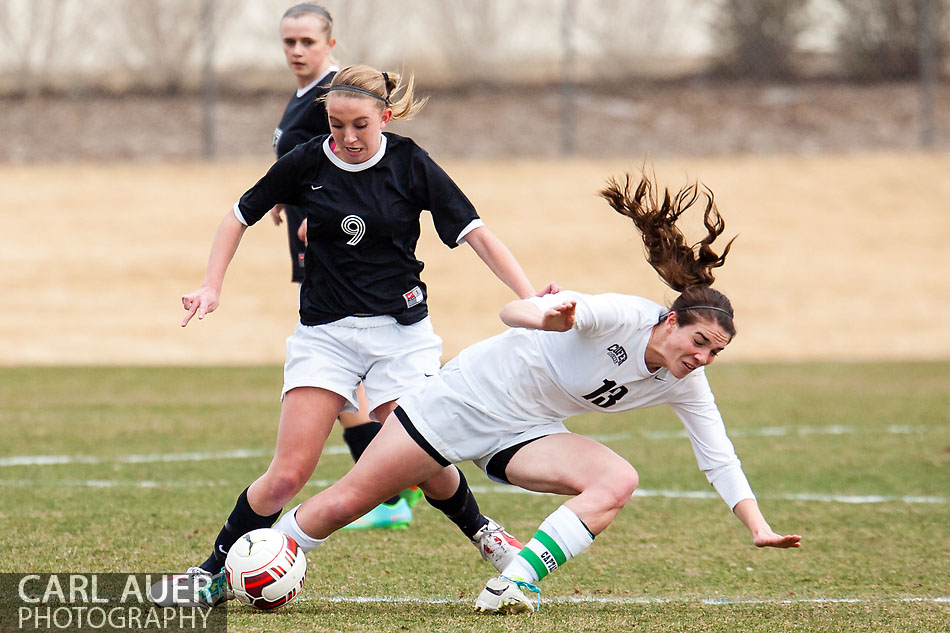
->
[456,290,755,509]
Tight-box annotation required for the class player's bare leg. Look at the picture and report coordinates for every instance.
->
[274,413,523,571]
[283,417,444,537]
[476,434,638,614]
[248,387,345,513]
[339,388,426,529]
[151,387,344,608]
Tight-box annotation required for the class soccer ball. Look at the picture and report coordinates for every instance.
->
[225,528,307,610]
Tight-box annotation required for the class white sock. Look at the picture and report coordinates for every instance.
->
[271,504,327,554]
[501,505,594,583]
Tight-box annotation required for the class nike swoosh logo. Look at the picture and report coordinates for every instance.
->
[311,185,323,190]
[485,586,506,596]
[217,545,228,555]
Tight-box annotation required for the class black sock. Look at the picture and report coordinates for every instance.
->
[342,421,382,462]
[342,422,400,506]
[200,487,281,573]
[424,468,488,539]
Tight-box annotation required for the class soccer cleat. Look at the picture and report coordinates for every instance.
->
[341,497,413,530]
[399,486,425,508]
[147,566,233,608]
[474,575,541,614]
[472,518,523,572]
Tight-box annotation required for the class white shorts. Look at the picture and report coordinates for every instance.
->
[395,359,569,483]
[282,315,442,415]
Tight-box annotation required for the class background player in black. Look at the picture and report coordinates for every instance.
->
[172,65,551,605]
[269,3,412,530]
[269,3,337,283]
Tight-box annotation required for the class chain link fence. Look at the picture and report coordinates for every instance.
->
[0,0,946,161]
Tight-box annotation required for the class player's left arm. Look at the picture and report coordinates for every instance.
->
[671,389,801,550]
[268,204,285,226]
[732,498,802,549]
[461,225,538,299]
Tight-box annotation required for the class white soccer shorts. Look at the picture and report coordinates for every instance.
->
[395,360,570,482]
[282,315,442,415]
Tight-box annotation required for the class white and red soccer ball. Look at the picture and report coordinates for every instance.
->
[225,528,307,610]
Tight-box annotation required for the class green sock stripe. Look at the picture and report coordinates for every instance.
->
[518,546,550,580]
[535,530,567,567]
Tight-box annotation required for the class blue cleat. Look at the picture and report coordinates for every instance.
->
[148,566,233,608]
[342,497,413,530]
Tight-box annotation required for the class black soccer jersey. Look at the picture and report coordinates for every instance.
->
[273,71,337,282]
[235,133,481,326]
[272,69,336,158]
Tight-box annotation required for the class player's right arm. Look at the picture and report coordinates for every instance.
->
[499,297,576,332]
[181,211,248,327]
[182,143,309,326]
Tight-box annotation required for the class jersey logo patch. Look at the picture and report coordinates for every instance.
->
[403,286,424,309]
[607,344,627,366]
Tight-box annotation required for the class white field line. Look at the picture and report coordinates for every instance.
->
[621,424,934,442]
[299,594,950,606]
[1,423,937,468]
[0,445,350,467]
[466,486,949,505]
[1,424,945,504]
[0,477,944,505]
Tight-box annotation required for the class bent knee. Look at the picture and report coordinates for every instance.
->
[317,490,367,528]
[259,470,310,505]
[601,463,639,508]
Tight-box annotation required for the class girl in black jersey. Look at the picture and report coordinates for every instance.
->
[172,64,553,606]
[269,3,337,283]
[270,3,408,531]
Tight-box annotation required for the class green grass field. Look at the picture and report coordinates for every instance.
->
[2,363,948,632]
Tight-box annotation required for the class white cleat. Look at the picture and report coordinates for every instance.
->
[474,575,540,614]
[472,518,523,572]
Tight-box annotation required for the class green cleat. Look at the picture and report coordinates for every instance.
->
[342,497,413,530]
[399,486,425,508]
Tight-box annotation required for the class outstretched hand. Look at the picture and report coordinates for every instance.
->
[536,281,561,297]
[268,204,285,226]
[181,286,220,327]
[754,530,802,549]
[540,300,576,332]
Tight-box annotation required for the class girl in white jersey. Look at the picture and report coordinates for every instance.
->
[166,65,552,607]
[269,170,802,614]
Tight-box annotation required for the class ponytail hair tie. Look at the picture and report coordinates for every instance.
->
[381,72,391,103]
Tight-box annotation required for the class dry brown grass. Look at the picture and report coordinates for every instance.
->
[2,153,949,365]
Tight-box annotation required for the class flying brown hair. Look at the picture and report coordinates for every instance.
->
[600,171,737,336]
